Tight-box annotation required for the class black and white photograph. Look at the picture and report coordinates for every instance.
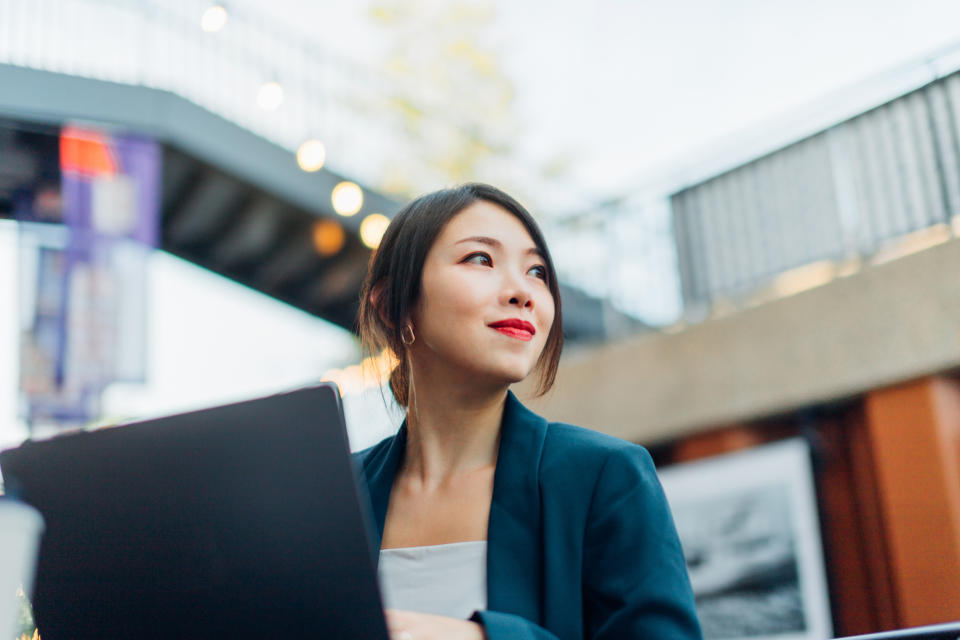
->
[659,439,832,640]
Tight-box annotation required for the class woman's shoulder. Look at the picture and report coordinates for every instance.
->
[537,422,667,527]
[544,420,650,457]
[541,420,656,476]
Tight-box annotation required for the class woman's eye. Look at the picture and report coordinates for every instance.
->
[464,252,492,266]
[528,265,547,281]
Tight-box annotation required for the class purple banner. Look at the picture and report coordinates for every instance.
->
[18,125,161,429]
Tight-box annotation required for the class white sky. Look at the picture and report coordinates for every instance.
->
[259,0,960,203]
[498,0,960,196]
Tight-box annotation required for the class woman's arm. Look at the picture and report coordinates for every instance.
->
[582,445,702,639]
[383,608,558,640]
[386,610,485,640]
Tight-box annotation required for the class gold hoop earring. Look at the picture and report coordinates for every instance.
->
[400,324,416,346]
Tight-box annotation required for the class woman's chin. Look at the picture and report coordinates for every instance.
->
[427,350,538,391]
[483,362,537,387]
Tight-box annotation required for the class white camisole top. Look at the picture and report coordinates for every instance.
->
[378,541,488,620]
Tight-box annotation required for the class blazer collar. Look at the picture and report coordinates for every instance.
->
[486,389,548,620]
[364,418,406,553]
[362,390,549,620]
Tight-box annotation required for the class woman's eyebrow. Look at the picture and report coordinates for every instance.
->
[455,236,543,257]
[455,235,500,248]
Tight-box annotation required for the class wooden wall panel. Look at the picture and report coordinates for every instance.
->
[863,377,960,627]
[670,425,764,462]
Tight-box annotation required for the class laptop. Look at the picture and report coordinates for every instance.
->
[834,622,960,640]
[0,383,391,639]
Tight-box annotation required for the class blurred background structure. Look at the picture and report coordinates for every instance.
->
[2,0,960,637]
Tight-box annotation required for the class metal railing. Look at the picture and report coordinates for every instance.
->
[670,65,960,316]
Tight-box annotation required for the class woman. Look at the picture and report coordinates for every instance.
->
[355,184,701,640]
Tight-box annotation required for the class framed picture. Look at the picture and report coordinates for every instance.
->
[658,438,832,640]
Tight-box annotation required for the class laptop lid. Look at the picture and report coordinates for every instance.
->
[0,383,390,640]
[834,623,960,640]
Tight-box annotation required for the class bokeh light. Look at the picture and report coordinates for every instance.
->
[200,5,228,33]
[296,139,326,172]
[257,81,284,111]
[331,181,363,217]
[312,219,345,257]
[359,213,390,249]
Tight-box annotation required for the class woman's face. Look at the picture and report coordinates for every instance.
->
[408,200,555,388]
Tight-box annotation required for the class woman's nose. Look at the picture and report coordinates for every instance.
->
[509,294,533,308]
[503,273,534,309]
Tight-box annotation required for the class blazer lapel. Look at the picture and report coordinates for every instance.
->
[361,420,407,559]
[486,391,548,622]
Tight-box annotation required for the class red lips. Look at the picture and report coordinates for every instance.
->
[488,318,536,341]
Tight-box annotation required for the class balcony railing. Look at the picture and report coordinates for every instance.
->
[669,57,960,317]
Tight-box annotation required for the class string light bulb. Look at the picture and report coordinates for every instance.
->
[331,181,363,217]
[312,219,345,257]
[200,4,228,32]
[360,214,390,249]
[257,81,284,111]
[296,139,326,172]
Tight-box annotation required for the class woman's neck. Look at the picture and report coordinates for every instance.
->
[402,379,506,487]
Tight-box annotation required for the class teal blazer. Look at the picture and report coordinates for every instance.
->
[354,391,702,640]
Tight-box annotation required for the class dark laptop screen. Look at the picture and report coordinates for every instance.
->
[0,384,389,640]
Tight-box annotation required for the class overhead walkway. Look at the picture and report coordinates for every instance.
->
[0,62,399,330]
